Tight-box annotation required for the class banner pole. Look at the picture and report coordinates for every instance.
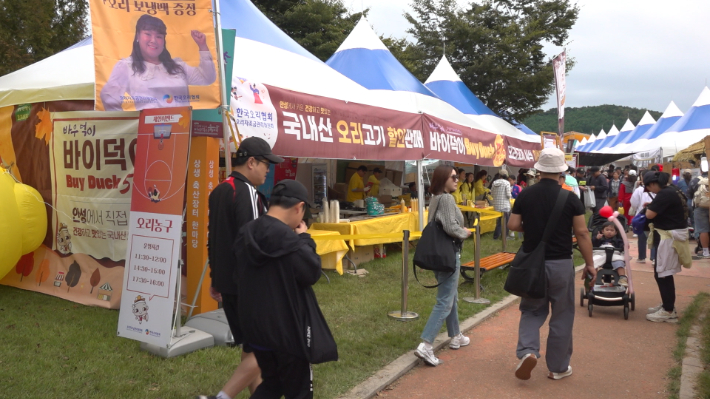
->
[388,230,418,321]
[212,0,231,170]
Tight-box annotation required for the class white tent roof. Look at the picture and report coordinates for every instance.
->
[0,38,94,106]
[636,87,710,157]
[596,118,634,153]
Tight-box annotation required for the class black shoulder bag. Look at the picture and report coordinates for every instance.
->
[412,197,458,288]
[504,189,569,299]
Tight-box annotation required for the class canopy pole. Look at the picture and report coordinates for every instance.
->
[417,160,424,230]
[212,0,231,170]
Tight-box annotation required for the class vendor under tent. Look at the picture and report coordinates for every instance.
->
[634,87,710,158]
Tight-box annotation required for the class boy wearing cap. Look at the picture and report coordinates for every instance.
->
[201,137,284,399]
[508,148,595,381]
[234,179,337,398]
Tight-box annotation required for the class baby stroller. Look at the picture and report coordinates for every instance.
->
[580,221,636,319]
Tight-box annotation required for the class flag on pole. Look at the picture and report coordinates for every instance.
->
[552,50,567,136]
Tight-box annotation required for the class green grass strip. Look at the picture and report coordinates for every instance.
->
[667,292,709,399]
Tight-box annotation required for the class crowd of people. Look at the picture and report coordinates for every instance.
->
[199,137,697,396]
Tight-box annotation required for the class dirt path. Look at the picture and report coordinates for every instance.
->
[379,238,710,399]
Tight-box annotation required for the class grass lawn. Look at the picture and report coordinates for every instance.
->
[0,229,585,399]
[666,292,709,399]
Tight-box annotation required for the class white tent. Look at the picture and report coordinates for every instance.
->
[603,111,656,154]
[616,101,684,154]
[595,119,633,152]
[635,87,710,157]
[423,56,537,142]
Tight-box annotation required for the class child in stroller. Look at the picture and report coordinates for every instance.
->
[592,221,628,287]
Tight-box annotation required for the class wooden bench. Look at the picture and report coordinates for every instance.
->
[460,252,516,285]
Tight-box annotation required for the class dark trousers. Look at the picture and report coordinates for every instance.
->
[493,212,510,239]
[251,350,312,399]
[652,231,676,312]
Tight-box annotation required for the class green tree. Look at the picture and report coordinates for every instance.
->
[522,105,663,135]
[403,0,579,122]
[253,0,364,62]
[0,0,88,76]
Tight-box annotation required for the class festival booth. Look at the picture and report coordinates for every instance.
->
[601,111,655,153]
[0,0,540,320]
[594,119,633,152]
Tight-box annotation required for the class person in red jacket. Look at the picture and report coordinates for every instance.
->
[618,170,637,217]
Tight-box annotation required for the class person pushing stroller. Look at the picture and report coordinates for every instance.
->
[592,221,628,287]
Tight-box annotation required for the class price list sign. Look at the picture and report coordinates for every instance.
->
[117,107,191,347]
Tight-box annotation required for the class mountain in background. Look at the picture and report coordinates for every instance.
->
[522,105,663,135]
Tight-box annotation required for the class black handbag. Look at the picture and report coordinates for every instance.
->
[504,189,569,299]
[413,197,458,288]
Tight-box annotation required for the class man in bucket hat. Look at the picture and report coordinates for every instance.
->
[508,148,595,381]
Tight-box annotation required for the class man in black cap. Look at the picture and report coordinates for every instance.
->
[234,179,337,398]
[199,137,284,399]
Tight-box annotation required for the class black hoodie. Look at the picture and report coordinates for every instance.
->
[233,214,338,364]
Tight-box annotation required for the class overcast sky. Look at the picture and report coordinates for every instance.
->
[351,0,710,114]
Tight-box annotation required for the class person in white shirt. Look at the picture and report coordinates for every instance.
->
[101,14,216,111]
[630,182,655,263]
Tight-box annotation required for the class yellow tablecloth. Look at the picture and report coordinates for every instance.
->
[308,229,349,275]
[457,205,502,234]
[312,212,419,248]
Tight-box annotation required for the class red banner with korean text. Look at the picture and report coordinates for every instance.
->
[504,136,541,168]
[117,107,191,346]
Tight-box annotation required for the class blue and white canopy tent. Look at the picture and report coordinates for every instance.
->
[422,56,538,142]
[619,101,684,154]
[635,87,710,158]
[595,119,634,152]
[603,111,656,154]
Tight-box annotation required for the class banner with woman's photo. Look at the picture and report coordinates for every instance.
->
[89,0,220,111]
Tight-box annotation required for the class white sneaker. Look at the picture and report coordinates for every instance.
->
[415,342,441,366]
[515,353,537,380]
[548,366,573,380]
[647,303,663,314]
[449,333,470,349]
[646,308,678,323]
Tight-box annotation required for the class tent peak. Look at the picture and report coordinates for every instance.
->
[660,101,684,118]
[692,86,710,108]
[637,111,656,126]
[334,17,388,53]
[425,56,462,84]
[619,118,635,133]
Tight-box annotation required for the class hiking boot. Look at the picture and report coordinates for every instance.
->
[415,343,441,366]
[646,308,678,323]
[548,366,573,380]
[647,303,663,314]
[449,333,470,349]
[515,353,537,380]
[618,276,628,287]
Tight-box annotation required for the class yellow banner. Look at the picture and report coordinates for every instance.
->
[90,0,220,111]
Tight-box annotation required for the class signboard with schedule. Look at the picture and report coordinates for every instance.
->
[117,107,191,347]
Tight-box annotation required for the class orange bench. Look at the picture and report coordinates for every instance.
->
[460,252,516,284]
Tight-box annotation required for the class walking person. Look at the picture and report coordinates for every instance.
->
[233,180,337,398]
[630,177,655,263]
[507,148,595,381]
[414,165,472,366]
[491,169,512,240]
[200,137,284,399]
[644,171,692,322]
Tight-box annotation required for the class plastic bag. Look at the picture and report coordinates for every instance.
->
[583,188,596,209]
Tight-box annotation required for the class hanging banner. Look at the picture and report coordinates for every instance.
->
[504,136,541,168]
[632,149,663,168]
[49,111,139,261]
[229,82,534,166]
[553,50,567,135]
[117,107,191,347]
[89,0,219,112]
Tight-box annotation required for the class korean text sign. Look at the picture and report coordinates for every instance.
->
[117,107,191,347]
[49,111,139,261]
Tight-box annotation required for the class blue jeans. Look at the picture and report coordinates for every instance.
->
[421,253,461,344]
[493,212,510,239]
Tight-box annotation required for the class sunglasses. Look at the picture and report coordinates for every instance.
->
[450,174,459,181]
